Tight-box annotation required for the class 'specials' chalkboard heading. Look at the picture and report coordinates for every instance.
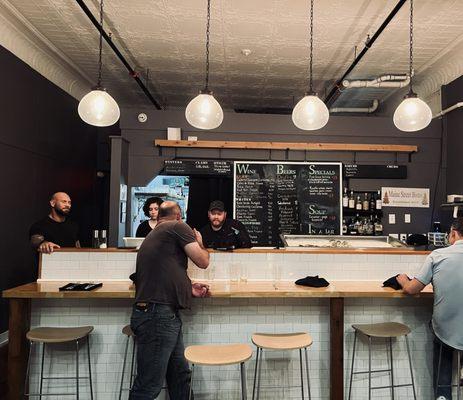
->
[234,161,342,247]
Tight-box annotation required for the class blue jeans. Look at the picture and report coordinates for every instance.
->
[433,330,454,399]
[128,303,193,400]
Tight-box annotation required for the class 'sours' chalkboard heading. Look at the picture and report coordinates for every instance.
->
[164,159,233,176]
[234,161,343,247]
[344,164,407,179]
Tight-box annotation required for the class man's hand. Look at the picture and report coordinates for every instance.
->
[38,241,60,254]
[396,274,410,288]
[193,228,205,249]
[192,282,210,298]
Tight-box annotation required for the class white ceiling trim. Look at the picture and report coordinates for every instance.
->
[0,0,92,100]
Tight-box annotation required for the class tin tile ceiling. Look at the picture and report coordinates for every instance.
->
[3,0,463,114]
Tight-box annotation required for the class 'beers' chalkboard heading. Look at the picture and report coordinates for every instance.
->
[164,159,233,176]
[234,161,342,247]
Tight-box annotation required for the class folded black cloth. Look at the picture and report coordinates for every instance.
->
[382,274,410,290]
[129,272,137,284]
[295,275,330,288]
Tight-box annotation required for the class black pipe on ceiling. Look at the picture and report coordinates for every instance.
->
[323,0,407,108]
[75,0,162,110]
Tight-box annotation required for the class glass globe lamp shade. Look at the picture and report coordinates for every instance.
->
[185,91,223,130]
[292,94,329,130]
[78,89,120,127]
[393,94,432,132]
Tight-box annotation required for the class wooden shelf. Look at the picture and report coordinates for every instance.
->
[155,140,418,153]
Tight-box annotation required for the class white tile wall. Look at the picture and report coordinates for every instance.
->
[28,297,439,399]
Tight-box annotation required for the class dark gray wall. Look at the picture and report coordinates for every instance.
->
[113,107,446,240]
[0,45,116,332]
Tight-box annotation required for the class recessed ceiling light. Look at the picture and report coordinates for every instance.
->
[241,49,252,56]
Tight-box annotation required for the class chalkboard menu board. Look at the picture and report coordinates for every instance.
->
[164,159,233,176]
[344,164,407,179]
[234,161,342,247]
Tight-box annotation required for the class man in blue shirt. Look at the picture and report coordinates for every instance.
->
[398,218,463,400]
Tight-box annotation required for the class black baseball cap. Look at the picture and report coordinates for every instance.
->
[208,200,225,212]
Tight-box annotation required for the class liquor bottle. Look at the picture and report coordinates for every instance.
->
[342,188,349,208]
[366,216,374,235]
[348,190,355,209]
[354,214,361,234]
[356,195,362,210]
[374,217,383,236]
[99,230,107,248]
[342,219,347,234]
[92,230,99,249]
[376,190,382,210]
[369,192,376,211]
[349,217,357,235]
[357,217,365,235]
[362,193,369,211]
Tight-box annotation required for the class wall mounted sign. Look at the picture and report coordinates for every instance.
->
[234,161,342,247]
[344,164,407,179]
[381,187,430,208]
[164,159,233,177]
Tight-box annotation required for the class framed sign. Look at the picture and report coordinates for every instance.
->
[381,187,430,208]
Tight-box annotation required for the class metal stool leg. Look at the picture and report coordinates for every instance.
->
[389,338,395,400]
[86,336,94,400]
[256,348,263,400]
[75,340,79,400]
[304,347,311,400]
[405,335,417,400]
[348,331,357,400]
[188,364,195,400]
[39,343,45,398]
[24,341,33,397]
[129,338,136,388]
[436,341,443,398]
[240,362,247,400]
[299,349,304,399]
[252,346,260,400]
[368,336,372,400]
[119,335,130,400]
[457,350,461,400]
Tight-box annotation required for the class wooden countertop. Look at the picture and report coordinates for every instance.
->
[3,281,433,299]
[52,248,431,255]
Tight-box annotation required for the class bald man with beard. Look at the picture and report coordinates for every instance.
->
[30,192,80,254]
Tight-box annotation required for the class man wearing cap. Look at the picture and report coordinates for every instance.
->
[200,200,252,249]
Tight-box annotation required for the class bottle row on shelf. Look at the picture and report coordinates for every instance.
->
[342,215,383,236]
[342,189,382,213]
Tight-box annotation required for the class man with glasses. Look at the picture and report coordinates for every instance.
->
[398,218,463,400]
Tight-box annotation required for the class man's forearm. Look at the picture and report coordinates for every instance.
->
[30,234,44,249]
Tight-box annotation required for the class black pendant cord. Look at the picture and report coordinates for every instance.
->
[308,0,314,94]
[408,0,414,94]
[96,0,103,88]
[204,0,211,92]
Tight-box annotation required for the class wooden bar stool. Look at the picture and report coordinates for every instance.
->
[119,325,137,400]
[185,343,253,400]
[24,326,94,399]
[348,322,417,400]
[251,332,312,400]
[435,342,462,399]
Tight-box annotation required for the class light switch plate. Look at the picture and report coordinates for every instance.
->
[405,214,411,223]
[399,233,407,242]
[389,214,396,224]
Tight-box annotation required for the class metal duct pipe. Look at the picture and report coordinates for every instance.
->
[433,102,463,119]
[330,99,379,114]
[324,0,406,107]
[75,0,162,110]
[343,74,410,89]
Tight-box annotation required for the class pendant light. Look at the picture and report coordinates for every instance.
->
[185,0,223,130]
[78,0,120,127]
[393,0,431,132]
[292,0,329,131]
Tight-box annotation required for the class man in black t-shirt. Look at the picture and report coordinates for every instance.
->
[200,200,252,249]
[29,192,80,254]
[129,201,210,400]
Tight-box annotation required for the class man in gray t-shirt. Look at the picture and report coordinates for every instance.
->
[398,218,463,400]
[129,201,210,400]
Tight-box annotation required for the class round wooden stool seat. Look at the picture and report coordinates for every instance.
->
[352,322,411,338]
[252,332,313,350]
[185,343,252,366]
[26,326,94,343]
[122,325,134,337]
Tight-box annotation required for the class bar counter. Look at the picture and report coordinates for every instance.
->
[4,248,434,400]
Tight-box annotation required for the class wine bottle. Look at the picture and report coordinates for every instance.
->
[343,187,349,208]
